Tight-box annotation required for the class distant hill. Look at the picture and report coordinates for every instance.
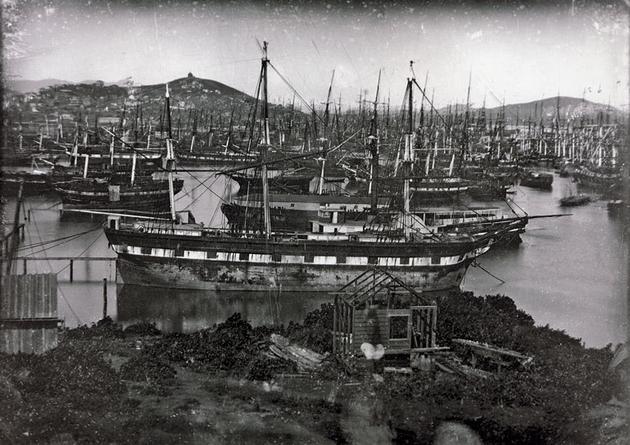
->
[438,96,622,124]
[134,73,259,117]
[5,74,622,128]
[484,96,622,124]
[3,73,294,128]
[5,78,70,94]
[5,77,132,94]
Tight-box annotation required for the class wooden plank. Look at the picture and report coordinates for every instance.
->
[410,347,450,353]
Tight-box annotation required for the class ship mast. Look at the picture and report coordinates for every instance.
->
[260,41,272,238]
[403,62,414,238]
[458,70,472,173]
[369,69,381,211]
[318,70,335,195]
[165,84,176,222]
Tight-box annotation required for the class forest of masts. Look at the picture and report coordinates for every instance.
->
[4,76,624,170]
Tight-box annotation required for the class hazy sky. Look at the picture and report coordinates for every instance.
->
[3,0,629,108]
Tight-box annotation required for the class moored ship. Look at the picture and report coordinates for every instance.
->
[55,175,184,212]
[104,44,510,292]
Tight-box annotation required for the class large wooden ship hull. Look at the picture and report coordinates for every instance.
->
[0,171,53,195]
[55,178,183,211]
[104,225,496,292]
[220,193,389,232]
[228,172,314,195]
[409,177,469,203]
[520,171,553,190]
[573,166,621,193]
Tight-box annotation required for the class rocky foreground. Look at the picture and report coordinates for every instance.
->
[0,292,626,444]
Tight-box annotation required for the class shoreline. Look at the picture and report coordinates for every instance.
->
[1,290,625,444]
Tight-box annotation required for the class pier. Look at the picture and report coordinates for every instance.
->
[0,257,116,282]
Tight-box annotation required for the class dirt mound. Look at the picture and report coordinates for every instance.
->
[63,316,124,340]
[123,322,162,336]
[146,313,274,376]
[120,353,176,383]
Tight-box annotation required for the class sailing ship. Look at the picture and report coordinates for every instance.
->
[55,174,183,212]
[104,44,510,292]
[520,170,553,190]
[559,193,590,207]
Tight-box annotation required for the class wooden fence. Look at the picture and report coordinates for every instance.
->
[0,273,59,354]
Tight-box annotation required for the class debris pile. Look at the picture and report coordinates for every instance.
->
[267,334,327,372]
[63,316,124,340]
[145,313,288,377]
[123,322,162,336]
[378,291,619,445]
[284,303,334,355]
[0,343,129,443]
[120,353,176,384]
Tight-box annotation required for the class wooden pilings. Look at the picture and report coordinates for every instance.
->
[102,278,108,319]
[0,257,115,283]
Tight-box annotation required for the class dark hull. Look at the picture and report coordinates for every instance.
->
[105,227,494,292]
[55,179,183,211]
[0,174,53,195]
[559,196,590,207]
[115,254,472,292]
[228,173,314,195]
[221,203,315,232]
[520,174,553,190]
[574,169,620,194]
[467,183,509,200]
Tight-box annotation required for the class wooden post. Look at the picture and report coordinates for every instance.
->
[333,295,337,356]
[69,259,74,282]
[431,306,437,348]
[340,303,345,354]
[102,278,108,319]
[22,258,27,275]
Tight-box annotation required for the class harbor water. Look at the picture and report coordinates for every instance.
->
[5,170,627,348]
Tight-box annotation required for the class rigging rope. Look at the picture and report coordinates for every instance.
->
[268,61,325,125]
[24,200,83,324]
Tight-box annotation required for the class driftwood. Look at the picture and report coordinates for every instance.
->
[452,338,533,368]
[267,334,328,372]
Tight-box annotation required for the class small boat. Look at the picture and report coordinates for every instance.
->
[520,171,553,190]
[559,194,590,207]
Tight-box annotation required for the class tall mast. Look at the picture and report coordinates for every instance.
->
[260,41,272,238]
[369,69,381,211]
[164,84,176,222]
[459,70,472,172]
[165,83,173,139]
[318,71,335,195]
[403,62,414,238]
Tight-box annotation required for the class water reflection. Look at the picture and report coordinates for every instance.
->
[116,284,333,332]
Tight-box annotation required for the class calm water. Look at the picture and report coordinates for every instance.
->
[4,170,627,347]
